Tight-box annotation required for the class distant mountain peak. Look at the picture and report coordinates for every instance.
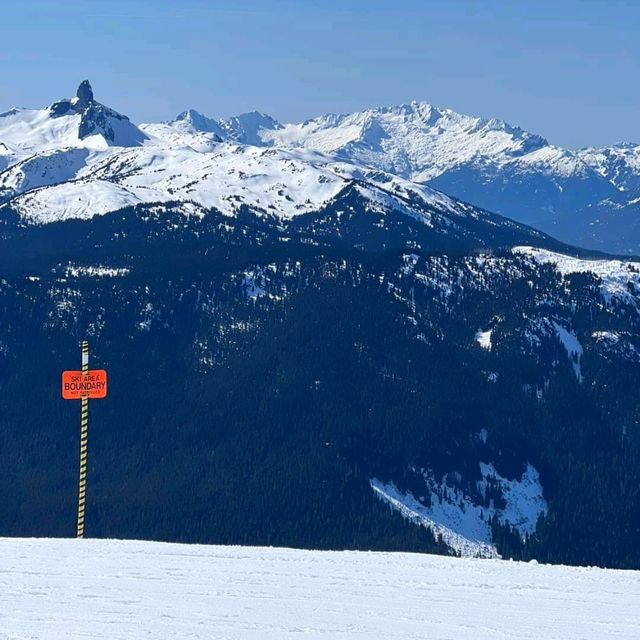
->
[173,109,224,136]
[169,108,282,146]
[219,111,282,145]
[175,108,208,124]
[50,80,97,117]
[44,81,147,146]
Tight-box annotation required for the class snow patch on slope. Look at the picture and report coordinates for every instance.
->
[514,246,640,305]
[372,462,547,558]
[592,330,640,362]
[0,148,91,200]
[372,479,497,558]
[63,265,130,278]
[475,329,493,350]
[552,321,583,381]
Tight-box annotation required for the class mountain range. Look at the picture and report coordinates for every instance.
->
[154,100,640,254]
[1,82,640,568]
[2,82,640,253]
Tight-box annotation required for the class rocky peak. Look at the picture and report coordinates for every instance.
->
[49,80,97,117]
[48,81,147,146]
[75,80,94,110]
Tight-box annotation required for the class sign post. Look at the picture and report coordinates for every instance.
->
[62,341,108,538]
[77,341,90,539]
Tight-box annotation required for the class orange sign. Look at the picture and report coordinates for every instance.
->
[62,370,108,400]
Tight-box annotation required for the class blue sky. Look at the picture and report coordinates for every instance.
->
[1,0,638,148]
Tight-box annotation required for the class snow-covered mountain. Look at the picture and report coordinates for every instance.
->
[0,82,567,256]
[578,142,640,193]
[0,80,146,156]
[3,82,640,252]
[157,101,640,253]
[0,140,482,225]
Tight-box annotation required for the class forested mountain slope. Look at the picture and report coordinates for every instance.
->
[1,200,640,566]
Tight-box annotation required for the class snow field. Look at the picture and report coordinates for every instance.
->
[1,537,639,639]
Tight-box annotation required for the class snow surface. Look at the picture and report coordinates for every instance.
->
[475,328,493,350]
[63,265,130,278]
[552,321,583,381]
[1,537,639,640]
[371,463,547,559]
[3,139,471,226]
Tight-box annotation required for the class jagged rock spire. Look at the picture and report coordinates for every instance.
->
[76,80,94,109]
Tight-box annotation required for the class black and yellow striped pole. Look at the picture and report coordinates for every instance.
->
[77,340,89,538]
[62,340,107,536]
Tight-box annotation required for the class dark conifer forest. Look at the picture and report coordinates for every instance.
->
[1,203,639,568]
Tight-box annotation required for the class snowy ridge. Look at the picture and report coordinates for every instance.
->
[2,128,525,235]
[162,101,549,182]
[514,246,640,305]
[371,462,547,558]
[159,101,628,200]
[2,83,508,227]
[2,538,639,640]
[156,101,640,252]
[139,122,221,152]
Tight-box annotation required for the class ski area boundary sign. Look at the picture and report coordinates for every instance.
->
[62,370,108,400]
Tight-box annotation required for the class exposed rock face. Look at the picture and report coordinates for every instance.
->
[78,103,114,141]
[48,98,74,117]
[75,80,94,110]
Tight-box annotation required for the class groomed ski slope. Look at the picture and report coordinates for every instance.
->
[1,539,639,639]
